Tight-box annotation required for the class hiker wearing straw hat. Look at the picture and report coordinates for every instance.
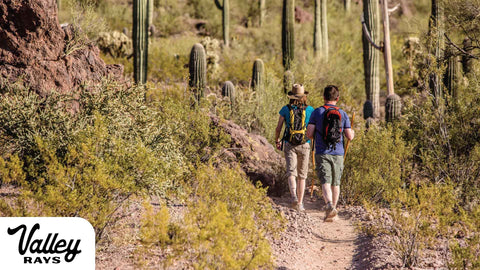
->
[306,85,354,222]
[275,84,314,212]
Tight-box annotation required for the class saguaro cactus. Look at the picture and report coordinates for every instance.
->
[283,70,294,94]
[259,0,266,26]
[385,94,402,123]
[428,0,444,102]
[282,0,294,70]
[462,37,473,75]
[344,0,351,13]
[133,0,149,84]
[251,59,264,91]
[444,46,460,99]
[189,43,207,104]
[321,0,328,61]
[363,100,374,120]
[214,0,230,47]
[362,0,381,118]
[314,0,321,57]
[222,81,235,106]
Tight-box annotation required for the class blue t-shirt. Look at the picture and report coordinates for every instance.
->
[279,105,314,144]
[308,104,351,155]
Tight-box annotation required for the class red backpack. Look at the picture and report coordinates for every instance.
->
[322,105,342,150]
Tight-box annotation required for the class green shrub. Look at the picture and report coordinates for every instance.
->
[341,123,412,205]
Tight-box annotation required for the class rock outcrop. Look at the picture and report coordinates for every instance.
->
[210,115,287,196]
[0,0,123,96]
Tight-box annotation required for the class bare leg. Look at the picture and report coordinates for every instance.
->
[297,178,306,204]
[332,185,340,208]
[322,183,333,205]
[288,176,298,201]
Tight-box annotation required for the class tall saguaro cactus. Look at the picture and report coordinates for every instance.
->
[133,0,149,84]
[314,0,321,57]
[189,43,207,104]
[428,0,444,102]
[214,0,230,47]
[362,0,381,118]
[444,46,460,99]
[259,0,266,26]
[251,59,265,92]
[321,0,328,61]
[282,0,294,70]
[344,0,351,13]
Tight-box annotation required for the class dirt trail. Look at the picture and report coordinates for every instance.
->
[272,196,360,270]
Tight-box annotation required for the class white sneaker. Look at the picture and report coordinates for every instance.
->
[297,203,305,212]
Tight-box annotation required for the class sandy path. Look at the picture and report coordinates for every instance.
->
[272,196,359,270]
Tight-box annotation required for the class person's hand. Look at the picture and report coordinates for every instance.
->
[275,140,282,150]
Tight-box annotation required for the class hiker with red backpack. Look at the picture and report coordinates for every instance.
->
[306,85,354,221]
[275,84,314,212]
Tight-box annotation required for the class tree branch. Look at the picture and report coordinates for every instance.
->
[361,13,384,52]
[444,33,479,59]
[214,0,223,10]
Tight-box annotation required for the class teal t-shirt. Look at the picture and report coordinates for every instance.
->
[279,105,314,144]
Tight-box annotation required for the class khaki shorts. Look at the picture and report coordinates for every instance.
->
[315,154,344,186]
[284,142,311,179]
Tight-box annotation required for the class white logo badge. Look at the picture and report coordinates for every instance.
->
[0,217,95,269]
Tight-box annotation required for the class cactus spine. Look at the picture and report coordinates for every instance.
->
[222,81,235,107]
[282,0,294,70]
[251,59,264,92]
[283,70,294,94]
[321,0,328,61]
[259,0,266,27]
[428,0,444,102]
[385,94,402,123]
[362,0,381,118]
[133,0,149,84]
[314,0,321,57]
[189,43,207,104]
[214,0,229,47]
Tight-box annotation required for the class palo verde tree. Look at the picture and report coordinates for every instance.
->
[282,0,294,70]
[214,0,229,47]
[361,0,381,118]
[133,0,149,84]
[259,0,266,27]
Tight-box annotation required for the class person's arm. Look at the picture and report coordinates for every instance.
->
[275,115,285,149]
[306,124,315,140]
[344,128,354,141]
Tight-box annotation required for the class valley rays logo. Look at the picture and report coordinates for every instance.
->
[7,223,82,264]
[0,217,95,269]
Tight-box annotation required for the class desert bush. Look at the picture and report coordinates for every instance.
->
[341,123,412,205]
[172,164,284,270]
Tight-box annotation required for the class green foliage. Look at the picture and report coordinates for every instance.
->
[341,124,412,206]
[173,165,284,269]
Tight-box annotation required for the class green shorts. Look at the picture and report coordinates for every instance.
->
[315,154,344,186]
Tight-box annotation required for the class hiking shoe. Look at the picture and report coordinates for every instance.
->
[297,203,305,212]
[324,203,337,220]
[290,200,299,209]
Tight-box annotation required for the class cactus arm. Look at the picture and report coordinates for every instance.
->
[361,14,383,51]
[214,0,223,10]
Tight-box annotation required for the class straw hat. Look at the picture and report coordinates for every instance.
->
[287,84,309,99]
